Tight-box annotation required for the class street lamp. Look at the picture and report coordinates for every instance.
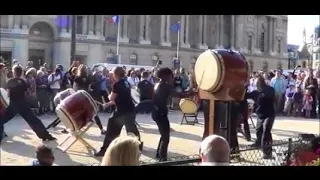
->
[70,15,77,65]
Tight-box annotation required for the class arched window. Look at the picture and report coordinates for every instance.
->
[130,53,138,65]
[106,50,115,63]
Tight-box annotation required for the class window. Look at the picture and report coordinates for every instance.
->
[277,39,281,53]
[152,53,159,66]
[106,51,115,63]
[130,53,138,65]
[248,35,252,51]
[259,32,265,52]
[76,15,83,34]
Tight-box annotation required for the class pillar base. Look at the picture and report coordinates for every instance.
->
[198,44,208,50]
[139,39,151,45]
[161,41,171,47]
[180,43,190,48]
[89,31,94,35]
[120,37,129,43]
[14,25,20,29]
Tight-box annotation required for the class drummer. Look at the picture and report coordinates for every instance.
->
[0,65,56,143]
[152,67,197,161]
[71,64,106,135]
[95,66,141,157]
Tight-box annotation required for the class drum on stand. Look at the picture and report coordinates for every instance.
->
[179,98,199,125]
[194,49,249,100]
[0,88,10,117]
[56,90,98,153]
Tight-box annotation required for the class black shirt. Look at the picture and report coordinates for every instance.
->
[153,81,175,114]
[73,77,91,92]
[6,78,28,102]
[137,79,154,101]
[248,86,275,119]
[112,78,134,113]
[174,76,182,88]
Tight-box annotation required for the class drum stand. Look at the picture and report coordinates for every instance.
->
[57,120,96,154]
[46,117,61,129]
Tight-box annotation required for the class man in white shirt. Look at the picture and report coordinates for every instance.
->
[199,135,230,166]
[48,68,62,111]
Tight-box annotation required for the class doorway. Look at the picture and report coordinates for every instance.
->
[0,51,12,66]
[29,49,45,69]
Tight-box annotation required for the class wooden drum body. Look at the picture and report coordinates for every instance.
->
[56,90,98,131]
[195,49,249,101]
[0,88,10,116]
[179,98,198,114]
[54,88,76,106]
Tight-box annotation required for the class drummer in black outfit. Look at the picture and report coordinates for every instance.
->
[152,68,196,161]
[0,65,56,143]
[95,67,141,157]
[247,76,275,159]
[72,64,106,135]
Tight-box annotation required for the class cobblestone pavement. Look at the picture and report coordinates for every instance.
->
[0,111,319,166]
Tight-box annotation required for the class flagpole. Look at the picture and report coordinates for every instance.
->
[116,15,121,63]
[176,21,180,59]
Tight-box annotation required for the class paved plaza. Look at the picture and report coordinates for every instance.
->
[0,111,319,166]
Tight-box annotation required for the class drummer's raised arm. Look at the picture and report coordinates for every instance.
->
[246,90,258,100]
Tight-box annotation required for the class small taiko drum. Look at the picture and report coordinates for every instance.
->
[54,88,76,106]
[194,49,249,93]
[56,90,98,131]
[0,88,10,117]
[179,98,198,114]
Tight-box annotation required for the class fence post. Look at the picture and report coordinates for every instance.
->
[286,138,293,165]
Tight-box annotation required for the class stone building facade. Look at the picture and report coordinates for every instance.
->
[0,15,288,71]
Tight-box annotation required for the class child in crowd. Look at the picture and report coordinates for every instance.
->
[32,145,55,166]
[303,89,313,118]
[292,87,303,117]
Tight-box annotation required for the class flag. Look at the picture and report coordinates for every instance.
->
[171,23,180,32]
[108,15,120,24]
[55,16,70,28]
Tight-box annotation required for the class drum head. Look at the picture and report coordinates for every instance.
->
[179,99,198,114]
[0,88,10,106]
[195,50,223,92]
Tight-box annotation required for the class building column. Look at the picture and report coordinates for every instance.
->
[198,15,208,49]
[165,15,171,46]
[214,16,220,49]
[273,18,278,55]
[8,15,14,29]
[160,15,170,46]
[219,15,224,48]
[13,15,21,29]
[180,15,188,48]
[88,15,94,35]
[13,38,29,66]
[60,15,67,33]
[139,15,150,44]
[230,15,235,50]
[145,15,151,43]
[268,17,273,54]
[120,15,129,43]
[82,15,88,35]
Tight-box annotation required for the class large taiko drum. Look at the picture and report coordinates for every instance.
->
[56,90,98,131]
[179,98,198,114]
[194,49,249,93]
[0,88,10,116]
[53,88,76,106]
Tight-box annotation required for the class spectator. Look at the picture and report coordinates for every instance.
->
[270,70,286,113]
[0,63,7,88]
[180,68,189,92]
[292,87,303,117]
[48,68,62,112]
[36,70,50,115]
[263,72,271,86]
[199,135,230,166]
[283,83,295,116]
[303,89,313,118]
[32,144,55,166]
[101,135,141,166]
[127,71,140,88]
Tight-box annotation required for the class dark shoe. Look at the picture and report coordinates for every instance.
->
[159,157,168,162]
[61,129,68,134]
[42,135,57,141]
[101,130,107,135]
[139,141,143,151]
[262,154,273,159]
[94,149,106,157]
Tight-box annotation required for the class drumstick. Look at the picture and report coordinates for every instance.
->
[95,100,103,106]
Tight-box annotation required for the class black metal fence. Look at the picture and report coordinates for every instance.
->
[79,136,319,166]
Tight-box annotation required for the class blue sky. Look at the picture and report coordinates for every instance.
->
[288,15,319,45]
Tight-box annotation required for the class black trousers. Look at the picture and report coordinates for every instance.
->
[0,101,50,140]
[255,116,275,155]
[100,111,140,152]
[151,110,170,160]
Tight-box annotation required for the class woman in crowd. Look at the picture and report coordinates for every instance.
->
[25,68,39,112]
[303,69,318,118]
[36,70,50,115]
[127,71,140,88]
[101,134,141,166]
